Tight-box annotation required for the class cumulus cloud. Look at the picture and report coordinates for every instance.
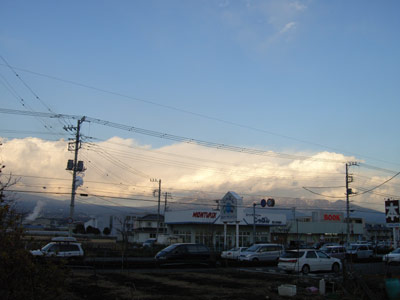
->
[0,136,395,212]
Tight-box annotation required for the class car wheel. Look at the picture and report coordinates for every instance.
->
[301,265,310,274]
[332,263,340,273]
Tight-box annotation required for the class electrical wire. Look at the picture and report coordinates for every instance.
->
[1,63,398,168]
[0,108,348,164]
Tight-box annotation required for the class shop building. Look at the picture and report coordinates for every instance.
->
[164,192,286,250]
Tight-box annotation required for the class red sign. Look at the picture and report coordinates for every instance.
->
[192,212,217,219]
[324,214,341,221]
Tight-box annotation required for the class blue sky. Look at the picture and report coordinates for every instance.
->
[0,1,399,210]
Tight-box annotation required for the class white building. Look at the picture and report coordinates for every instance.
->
[164,191,286,250]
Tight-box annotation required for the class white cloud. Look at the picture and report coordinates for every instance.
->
[218,0,308,52]
[279,22,297,35]
[1,136,393,211]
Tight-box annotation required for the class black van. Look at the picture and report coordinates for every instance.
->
[155,243,216,266]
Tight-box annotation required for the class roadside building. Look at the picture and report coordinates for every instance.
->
[271,210,364,245]
[164,192,287,251]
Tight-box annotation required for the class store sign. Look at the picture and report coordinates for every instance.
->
[220,192,241,223]
[385,199,400,227]
[192,212,217,219]
[323,214,342,221]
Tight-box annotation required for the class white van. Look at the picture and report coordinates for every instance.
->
[30,237,84,259]
[239,243,284,262]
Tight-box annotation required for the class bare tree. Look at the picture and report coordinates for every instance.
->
[0,161,66,300]
[115,215,134,270]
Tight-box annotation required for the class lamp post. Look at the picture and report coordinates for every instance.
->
[253,202,257,244]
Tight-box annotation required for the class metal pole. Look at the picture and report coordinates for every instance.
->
[156,179,161,240]
[253,203,256,244]
[346,163,350,244]
[224,222,227,250]
[236,221,239,248]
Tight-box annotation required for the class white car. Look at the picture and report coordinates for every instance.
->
[221,247,248,260]
[30,237,84,259]
[278,249,341,274]
[143,238,157,247]
[383,248,400,264]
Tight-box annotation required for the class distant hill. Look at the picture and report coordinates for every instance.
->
[7,191,386,224]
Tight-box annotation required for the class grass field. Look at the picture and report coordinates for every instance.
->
[60,268,387,300]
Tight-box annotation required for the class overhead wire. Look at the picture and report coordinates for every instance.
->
[0,56,70,135]
[0,108,348,164]
[1,63,398,168]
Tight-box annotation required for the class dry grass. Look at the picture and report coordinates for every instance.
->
[63,269,340,300]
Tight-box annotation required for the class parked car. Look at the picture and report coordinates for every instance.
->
[143,238,157,247]
[383,248,400,264]
[238,244,284,262]
[346,244,374,260]
[319,243,341,251]
[288,240,308,250]
[278,249,341,274]
[30,237,84,259]
[221,247,248,260]
[322,246,346,260]
[155,243,216,266]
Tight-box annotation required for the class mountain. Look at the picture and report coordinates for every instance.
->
[7,192,386,224]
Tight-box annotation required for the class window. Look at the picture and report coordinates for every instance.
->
[48,244,59,253]
[282,251,304,258]
[197,245,209,253]
[317,251,329,258]
[306,251,317,259]
[187,244,197,253]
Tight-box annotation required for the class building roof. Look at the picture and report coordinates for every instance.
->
[138,214,164,221]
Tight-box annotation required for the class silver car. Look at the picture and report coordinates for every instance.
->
[347,244,374,259]
[30,237,84,259]
[239,243,284,262]
[323,246,347,260]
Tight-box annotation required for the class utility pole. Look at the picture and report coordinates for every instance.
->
[253,202,256,244]
[163,192,171,212]
[162,192,171,234]
[66,117,85,237]
[151,179,161,240]
[346,162,358,244]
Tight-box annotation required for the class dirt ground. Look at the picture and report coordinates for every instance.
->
[59,268,389,300]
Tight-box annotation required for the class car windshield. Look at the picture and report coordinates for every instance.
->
[160,244,179,252]
[245,245,260,252]
[41,243,53,251]
[281,251,304,258]
[392,248,400,254]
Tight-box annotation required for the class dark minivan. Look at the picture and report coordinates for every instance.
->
[155,243,216,266]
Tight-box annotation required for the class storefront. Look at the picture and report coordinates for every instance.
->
[164,192,287,250]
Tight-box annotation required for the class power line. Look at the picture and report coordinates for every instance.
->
[1,63,398,167]
[0,108,348,164]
